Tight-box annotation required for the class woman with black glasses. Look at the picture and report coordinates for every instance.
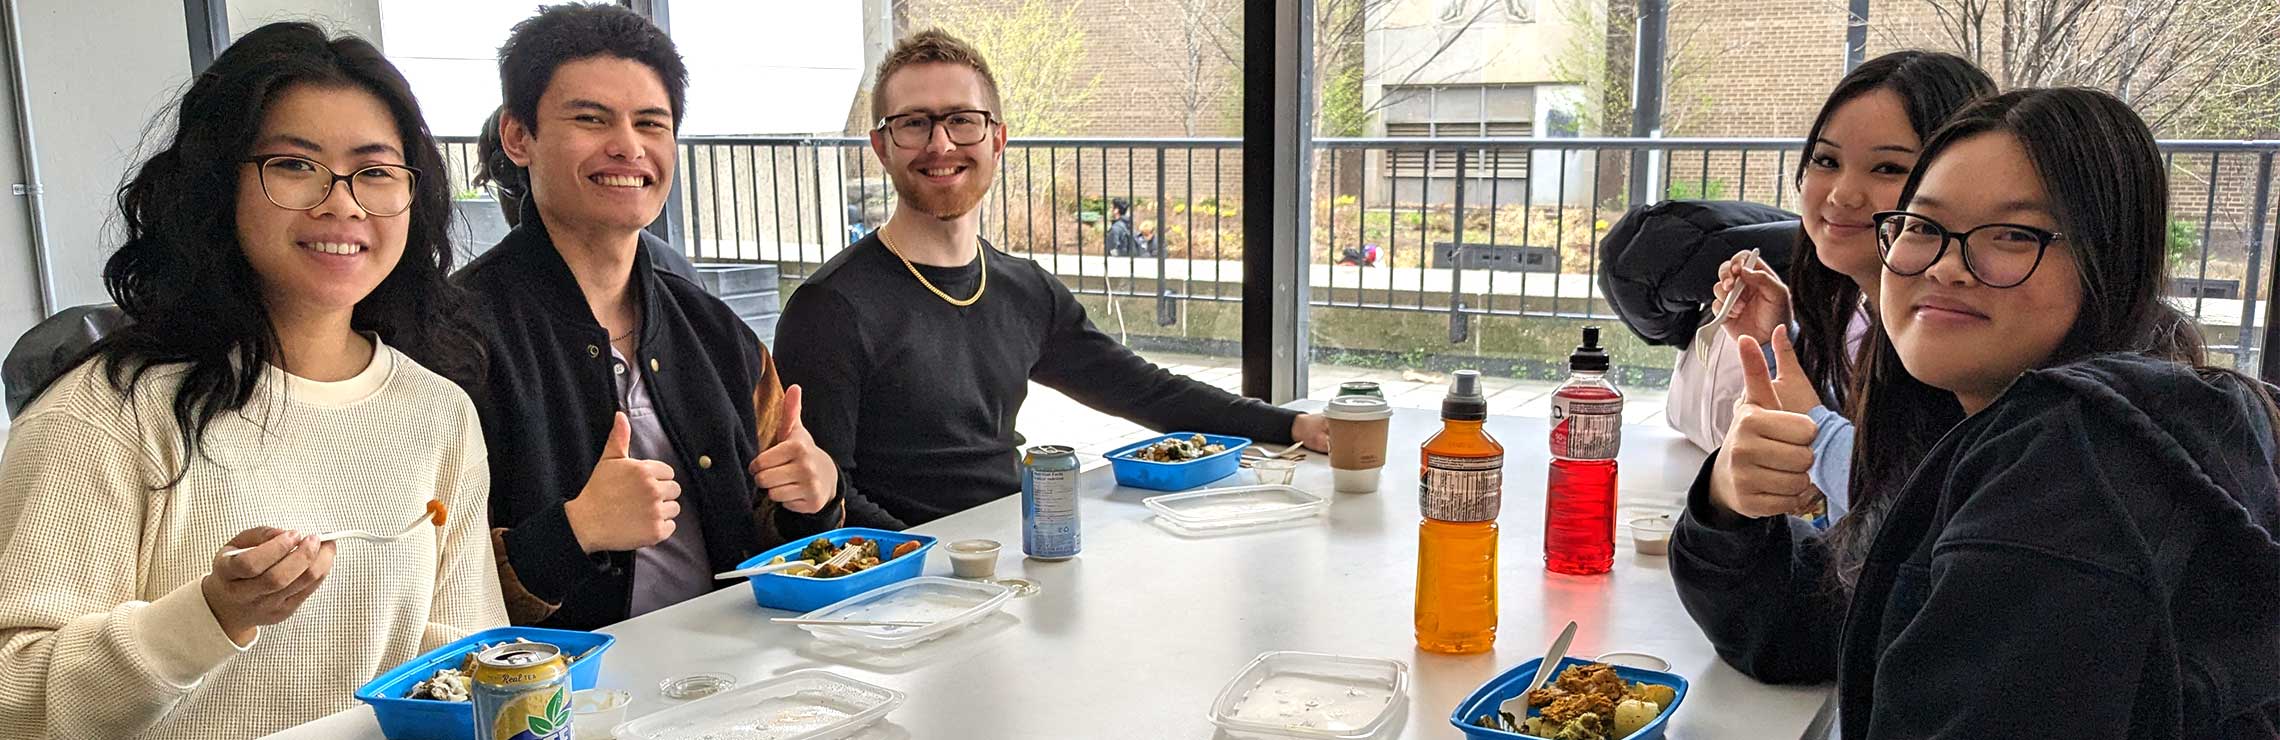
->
[1676,87,2280,737]
[0,23,505,739]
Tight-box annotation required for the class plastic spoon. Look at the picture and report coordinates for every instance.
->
[1499,620,1579,728]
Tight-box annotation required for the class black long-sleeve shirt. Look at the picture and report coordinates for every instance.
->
[773,234,1299,528]
[1671,354,2280,739]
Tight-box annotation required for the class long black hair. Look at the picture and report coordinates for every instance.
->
[1830,88,2270,588]
[1787,51,1994,410]
[85,22,481,474]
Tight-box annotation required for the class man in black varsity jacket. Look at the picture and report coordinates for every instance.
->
[458,4,843,629]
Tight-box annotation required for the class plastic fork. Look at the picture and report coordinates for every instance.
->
[819,543,863,571]
[221,503,441,557]
[712,559,816,580]
[1496,620,1579,730]
[1694,249,1764,366]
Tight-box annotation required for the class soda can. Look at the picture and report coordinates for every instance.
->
[1337,381,1385,399]
[471,642,572,740]
[1022,445,1081,560]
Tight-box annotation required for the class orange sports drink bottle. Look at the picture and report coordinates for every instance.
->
[1415,370,1503,654]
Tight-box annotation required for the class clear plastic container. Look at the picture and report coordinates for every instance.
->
[1249,458,1299,486]
[659,672,737,701]
[1630,516,1674,556]
[612,669,903,740]
[794,576,1014,650]
[1143,485,1328,531]
[571,689,629,739]
[1210,651,1409,739]
[945,539,1002,579]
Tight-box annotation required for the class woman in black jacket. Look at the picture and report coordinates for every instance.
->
[1673,88,2280,738]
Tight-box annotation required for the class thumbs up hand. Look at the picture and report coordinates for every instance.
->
[565,411,684,553]
[750,385,840,515]
[1708,326,1825,520]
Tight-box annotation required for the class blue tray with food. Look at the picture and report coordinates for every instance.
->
[1450,657,1688,740]
[1106,432,1251,490]
[736,527,937,612]
[355,626,614,740]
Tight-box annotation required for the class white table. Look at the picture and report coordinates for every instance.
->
[275,405,1833,739]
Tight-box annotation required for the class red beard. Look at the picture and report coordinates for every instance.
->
[889,158,996,220]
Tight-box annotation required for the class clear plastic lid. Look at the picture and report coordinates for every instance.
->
[612,669,902,740]
[658,672,736,700]
[794,576,1014,650]
[1210,651,1409,739]
[1143,485,1329,530]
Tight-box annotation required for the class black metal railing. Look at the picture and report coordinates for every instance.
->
[438,135,2280,371]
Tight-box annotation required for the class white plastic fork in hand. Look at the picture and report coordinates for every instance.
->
[1694,248,1765,367]
[222,508,436,557]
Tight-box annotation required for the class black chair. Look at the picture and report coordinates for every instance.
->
[5,304,128,418]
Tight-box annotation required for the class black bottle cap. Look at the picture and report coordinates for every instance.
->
[1442,370,1487,421]
[1570,326,1610,373]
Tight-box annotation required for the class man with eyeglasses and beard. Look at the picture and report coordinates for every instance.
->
[773,30,1330,530]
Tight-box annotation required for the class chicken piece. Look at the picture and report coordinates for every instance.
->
[1554,662,1630,704]
[1538,691,1615,725]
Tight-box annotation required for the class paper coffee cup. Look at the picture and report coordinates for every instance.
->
[1325,397,1392,492]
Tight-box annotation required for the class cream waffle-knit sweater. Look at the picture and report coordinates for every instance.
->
[0,339,507,739]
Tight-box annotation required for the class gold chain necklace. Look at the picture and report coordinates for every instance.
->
[879,234,987,307]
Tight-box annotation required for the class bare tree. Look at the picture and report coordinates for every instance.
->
[932,0,1107,136]
[1157,0,1522,133]
[1551,0,1737,135]
[1873,0,2280,136]
[1329,0,1513,121]
[1119,0,1243,135]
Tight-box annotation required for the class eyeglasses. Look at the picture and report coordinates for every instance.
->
[1873,210,2064,289]
[240,155,420,217]
[874,110,997,149]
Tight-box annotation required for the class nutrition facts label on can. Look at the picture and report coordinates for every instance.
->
[1025,468,1081,557]
[1421,454,1503,522]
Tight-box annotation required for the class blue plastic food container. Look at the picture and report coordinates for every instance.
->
[1106,432,1252,491]
[355,626,614,740]
[737,527,937,612]
[1450,656,1690,740]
